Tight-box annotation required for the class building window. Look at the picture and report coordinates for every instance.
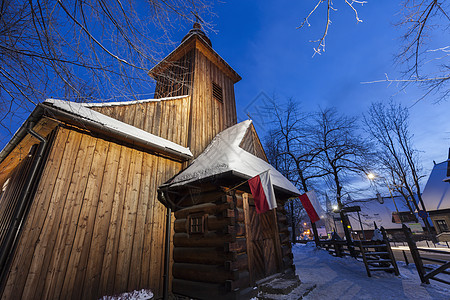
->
[436,219,449,232]
[212,82,223,103]
[188,214,206,235]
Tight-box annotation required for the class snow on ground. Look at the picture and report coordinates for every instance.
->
[293,243,449,300]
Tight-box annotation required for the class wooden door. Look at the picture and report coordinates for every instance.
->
[243,193,282,283]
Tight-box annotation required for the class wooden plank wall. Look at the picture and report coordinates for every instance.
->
[92,43,238,159]
[189,50,237,157]
[89,96,191,149]
[239,125,268,162]
[276,202,296,276]
[242,193,282,283]
[1,127,184,300]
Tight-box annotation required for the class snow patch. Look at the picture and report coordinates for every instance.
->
[371,228,384,241]
[99,289,153,300]
[83,95,189,107]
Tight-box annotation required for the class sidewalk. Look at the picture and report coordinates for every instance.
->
[293,243,449,300]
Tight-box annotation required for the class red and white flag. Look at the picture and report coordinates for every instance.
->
[299,190,321,223]
[248,170,277,214]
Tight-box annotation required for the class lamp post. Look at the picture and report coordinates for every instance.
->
[333,199,356,257]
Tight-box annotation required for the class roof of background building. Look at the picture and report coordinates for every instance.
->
[422,161,450,211]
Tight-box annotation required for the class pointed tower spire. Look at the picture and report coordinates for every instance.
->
[148,22,241,157]
[181,21,212,46]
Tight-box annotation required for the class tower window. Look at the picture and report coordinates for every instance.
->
[212,82,223,103]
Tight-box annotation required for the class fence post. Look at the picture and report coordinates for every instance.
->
[381,227,400,276]
[335,242,342,257]
[403,224,429,284]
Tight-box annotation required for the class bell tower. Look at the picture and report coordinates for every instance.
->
[149,23,241,157]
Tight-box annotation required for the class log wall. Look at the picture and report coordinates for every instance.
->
[1,127,184,300]
[171,187,295,299]
[171,187,249,300]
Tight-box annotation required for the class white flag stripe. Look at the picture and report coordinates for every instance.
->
[260,170,277,210]
[306,190,325,218]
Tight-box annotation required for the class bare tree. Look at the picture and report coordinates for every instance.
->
[310,107,373,204]
[299,1,450,101]
[264,100,373,243]
[265,98,323,192]
[309,107,373,245]
[397,1,450,102]
[264,98,325,241]
[298,0,367,56]
[364,101,433,231]
[0,0,213,137]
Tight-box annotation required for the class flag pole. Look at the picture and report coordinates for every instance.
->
[311,221,320,247]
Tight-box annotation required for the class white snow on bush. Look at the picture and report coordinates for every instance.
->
[371,228,384,241]
[99,289,153,300]
[44,99,192,158]
[168,120,300,195]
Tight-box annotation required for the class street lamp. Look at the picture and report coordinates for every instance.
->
[367,173,400,214]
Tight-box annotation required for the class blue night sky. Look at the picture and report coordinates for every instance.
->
[1,1,449,186]
[185,1,450,180]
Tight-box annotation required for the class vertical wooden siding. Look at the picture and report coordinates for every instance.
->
[1,128,183,300]
[189,50,237,157]
[89,96,191,149]
[239,125,268,162]
[92,43,238,159]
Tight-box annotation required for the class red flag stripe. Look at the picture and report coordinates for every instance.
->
[248,175,270,214]
[299,193,320,223]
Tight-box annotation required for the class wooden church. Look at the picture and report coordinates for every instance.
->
[0,23,300,299]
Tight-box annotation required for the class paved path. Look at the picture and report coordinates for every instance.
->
[293,244,449,300]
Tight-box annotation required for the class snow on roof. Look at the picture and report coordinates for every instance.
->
[168,120,300,195]
[81,95,189,107]
[44,99,192,158]
[347,195,412,230]
[422,161,450,211]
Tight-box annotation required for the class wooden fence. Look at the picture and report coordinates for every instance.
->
[402,224,450,285]
[318,228,399,277]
